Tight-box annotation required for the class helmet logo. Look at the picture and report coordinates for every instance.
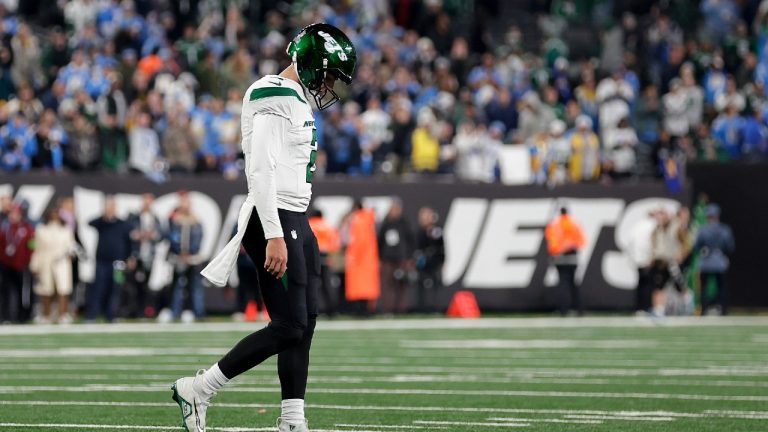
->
[318,30,348,61]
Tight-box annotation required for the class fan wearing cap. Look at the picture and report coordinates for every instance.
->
[171,23,356,432]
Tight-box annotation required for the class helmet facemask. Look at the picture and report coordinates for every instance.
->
[306,62,341,110]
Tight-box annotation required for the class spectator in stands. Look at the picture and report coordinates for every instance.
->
[704,56,728,105]
[62,110,100,171]
[0,45,15,101]
[323,105,361,175]
[126,193,161,319]
[163,109,199,174]
[6,83,44,123]
[0,203,34,323]
[700,0,740,44]
[662,78,690,139]
[0,113,37,172]
[742,108,768,161]
[453,121,500,183]
[694,204,735,315]
[516,91,552,143]
[87,196,133,322]
[714,75,746,113]
[485,87,517,137]
[531,119,569,187]
[545,206,586,316]
[567,115,600,183]
[680,64,704,130]
[128,110,164,181]
[596,67,633,143]
[167,191,205,322]
[97,72,128,171]
[713,103,746,160]
[414,206,444,313]
[410,107,441,174]
[41,27,71,86]
[603,117,638,181]
[33,109,67,172]
[10,23,45,90]
[360,97,392,169]
[378,199,415,314]
[30,206,75,324]
[388,100,415,175]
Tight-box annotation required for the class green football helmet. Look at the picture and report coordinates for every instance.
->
[286,23,357,110]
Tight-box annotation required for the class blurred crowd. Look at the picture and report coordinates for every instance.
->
[0,191,445,323]
[0,0,767,185]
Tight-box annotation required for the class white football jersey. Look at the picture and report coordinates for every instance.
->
[241,75,318,239]
[200,75,318,286]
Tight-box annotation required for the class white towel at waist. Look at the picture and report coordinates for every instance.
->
[201,196,254,287]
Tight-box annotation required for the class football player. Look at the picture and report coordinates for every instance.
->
[171,23,356,432]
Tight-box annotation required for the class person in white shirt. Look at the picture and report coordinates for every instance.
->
[171,23,357,432]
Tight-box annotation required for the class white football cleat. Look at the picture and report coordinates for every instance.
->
[277,417,309,432]
[171,370,213,432]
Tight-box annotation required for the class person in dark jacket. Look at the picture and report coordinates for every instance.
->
[126,193,161,318]
[0,203,34,323]
[414,206,445,313]
[167,191,205,321]
[694,204,735,315]
[377,199,415,314]
[87,196,133,322]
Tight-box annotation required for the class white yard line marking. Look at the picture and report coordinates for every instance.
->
[0,316,766,336]
[2,401,767,420]
[5,362,768,378]
[4,372,768,389]
[0,424,178,430]
[402,339,658,349]
[334,424,446,429]
[485,417,602,424]
[0,424,382,432]
[562,415,674,422]
[1,385,767,401]
[0,348,227,357]
[413,421,530,427]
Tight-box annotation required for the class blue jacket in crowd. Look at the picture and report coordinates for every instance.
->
[695,221,735,273]
[89,216,133,264]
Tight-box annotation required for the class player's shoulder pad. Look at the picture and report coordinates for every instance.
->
[245,76,308,124]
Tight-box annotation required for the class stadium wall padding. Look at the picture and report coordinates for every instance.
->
[8,172,763,311]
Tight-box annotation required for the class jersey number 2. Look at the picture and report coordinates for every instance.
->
[306,128,318,183]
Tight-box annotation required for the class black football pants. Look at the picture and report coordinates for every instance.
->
[218,208,320,400]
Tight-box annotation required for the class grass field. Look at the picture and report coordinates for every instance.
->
[0,316,767,431]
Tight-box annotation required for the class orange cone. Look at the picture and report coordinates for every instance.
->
[244,300,259,322]
[446,291,481,318]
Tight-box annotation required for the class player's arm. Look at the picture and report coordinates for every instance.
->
[248,113,289,278]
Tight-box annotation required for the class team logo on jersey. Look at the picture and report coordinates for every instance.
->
[291,230,298,239]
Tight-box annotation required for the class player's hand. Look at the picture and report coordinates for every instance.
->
[265,237,288,279]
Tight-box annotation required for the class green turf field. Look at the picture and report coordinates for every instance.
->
[0,316,766,431]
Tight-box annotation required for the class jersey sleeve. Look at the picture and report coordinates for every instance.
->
[247,113,290,239]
